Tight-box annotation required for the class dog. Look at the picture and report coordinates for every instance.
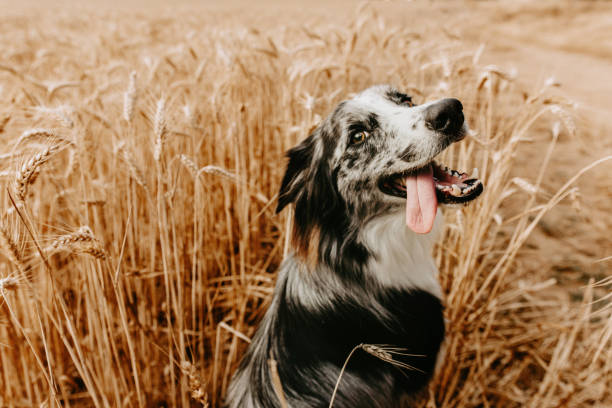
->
[226,85,483,408]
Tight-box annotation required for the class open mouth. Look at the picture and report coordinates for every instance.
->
[379,161,483,204]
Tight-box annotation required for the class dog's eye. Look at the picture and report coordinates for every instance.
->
[350,131,369,145]
[400,95,413,106]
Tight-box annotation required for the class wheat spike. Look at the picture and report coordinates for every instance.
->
[330,344,423,407]
[360,344,392,361]
[47,226,106,259]
[198,165,236,180]
[14,144,62,201]
[0,276,19,292]
[32,106,74,128]
[180,361,209,407]
[153,97,167,162]
[14,128,57,148]
[180,154,199,177]
[0,225,24,273]
[123,71,137,123]
[118,145,149,192]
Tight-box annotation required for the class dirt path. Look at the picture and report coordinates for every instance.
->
[470,5,612,132]
[459,1,612,286]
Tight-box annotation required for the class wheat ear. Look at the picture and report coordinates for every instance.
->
[180,361,209,407]
[153,97,167,162]
[14,144,62,202]
[329,344,424,408]
[0,276,19,292]
[123,71,137,123]
[47,226,106,259]
[0,225,24,273]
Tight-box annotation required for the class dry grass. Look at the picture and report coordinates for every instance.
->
[0,2,610,407]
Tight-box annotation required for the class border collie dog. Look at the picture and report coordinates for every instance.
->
[227,85,483,408]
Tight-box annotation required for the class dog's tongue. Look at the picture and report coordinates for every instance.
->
[405,164,437,234]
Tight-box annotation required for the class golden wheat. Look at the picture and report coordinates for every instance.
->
[181,361,209,407]
[0,225,24,273]
[0,276,19,292]
[14,144,63,202]
[46,226,106,260]
[0,3,609,408]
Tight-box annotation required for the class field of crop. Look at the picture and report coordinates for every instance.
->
[0,1,611,407]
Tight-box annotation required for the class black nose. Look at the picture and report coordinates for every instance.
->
[424,98,464,136]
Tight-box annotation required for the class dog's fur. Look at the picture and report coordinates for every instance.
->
[226,85,470,407]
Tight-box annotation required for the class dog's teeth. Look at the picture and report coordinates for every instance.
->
[452,184,461,195]
[472,167,479,178]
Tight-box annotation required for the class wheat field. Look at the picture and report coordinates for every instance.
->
[0,1,611,407]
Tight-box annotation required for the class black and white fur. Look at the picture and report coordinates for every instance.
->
[226,85,470,407]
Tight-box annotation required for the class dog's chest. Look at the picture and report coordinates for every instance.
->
[359,211,443,298]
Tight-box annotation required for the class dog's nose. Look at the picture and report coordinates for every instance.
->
[424,98,464,136]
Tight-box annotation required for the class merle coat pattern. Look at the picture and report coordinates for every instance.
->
[226,85,473,408]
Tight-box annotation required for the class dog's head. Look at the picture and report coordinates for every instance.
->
[277,85,482,261]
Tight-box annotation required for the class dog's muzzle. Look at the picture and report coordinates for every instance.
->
[424,98,465,141]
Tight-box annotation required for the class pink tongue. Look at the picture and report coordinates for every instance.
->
[405,164,438,234]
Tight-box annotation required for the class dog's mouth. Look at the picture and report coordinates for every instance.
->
[379,161,483,233]
[379,162,483,203]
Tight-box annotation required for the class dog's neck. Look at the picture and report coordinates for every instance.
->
[283,209,444,310]
[357,210,443,298]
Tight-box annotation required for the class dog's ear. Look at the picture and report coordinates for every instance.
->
[277,126,347,262]
[276,132,317,213]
